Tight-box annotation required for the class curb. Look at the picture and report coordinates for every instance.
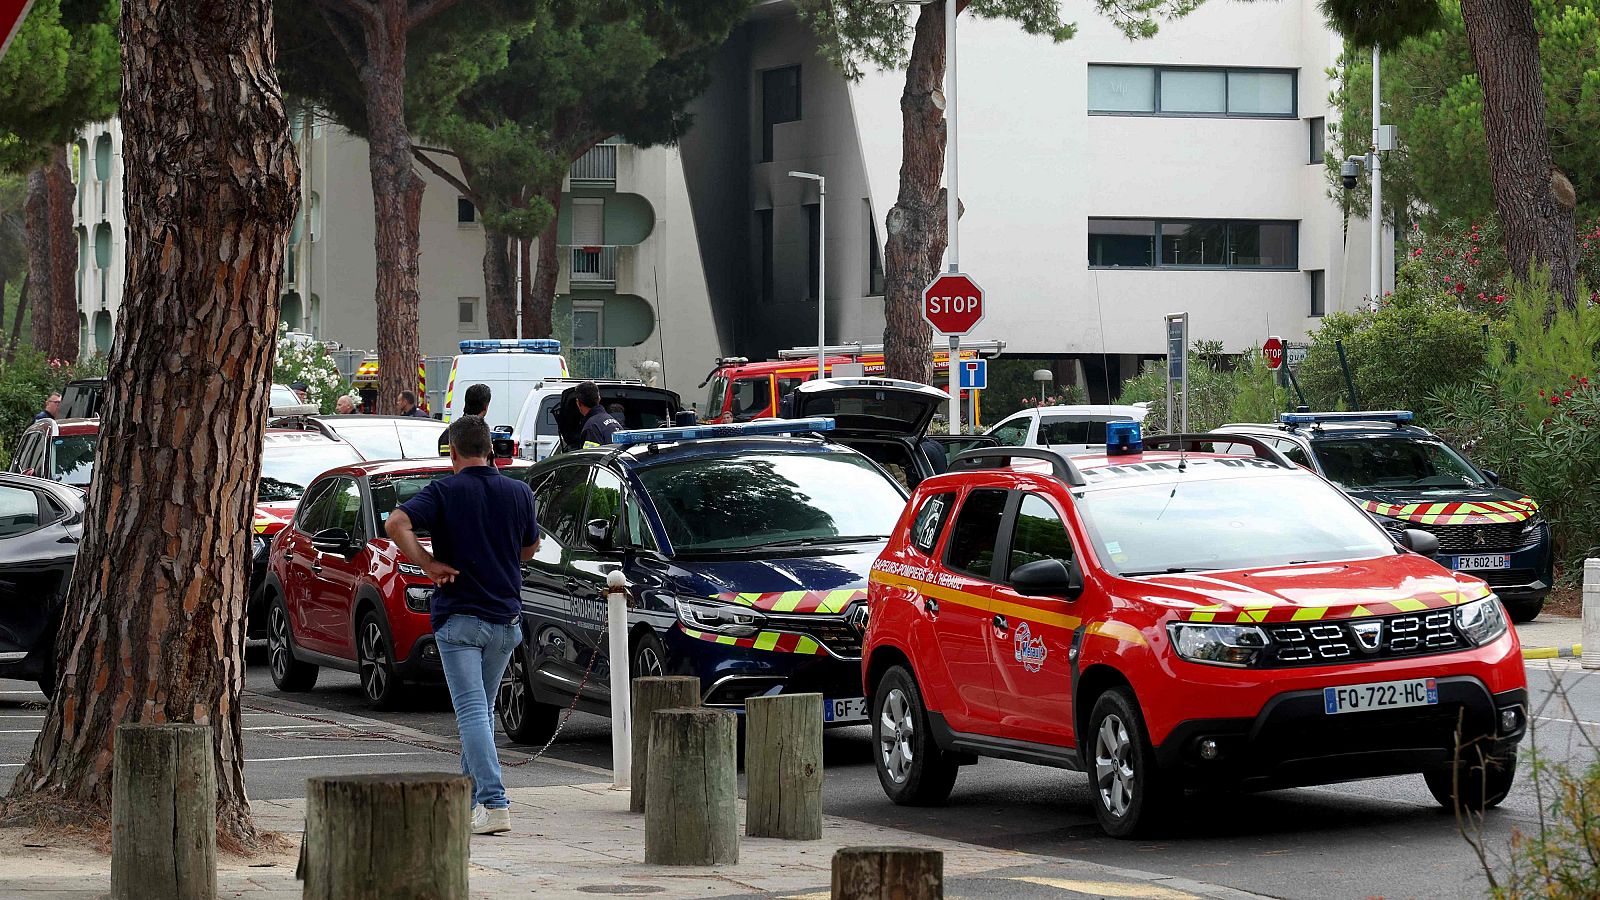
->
[1522,643,1583,660]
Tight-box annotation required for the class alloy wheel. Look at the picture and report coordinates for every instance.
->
[878,687,915,785]
[1094,713,1136,819]
[268,606,291,682]
[498,652,526,734]
[359,620,389,702]
[634,643,664,678]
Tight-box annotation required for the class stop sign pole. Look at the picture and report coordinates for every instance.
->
[923,273,985,435]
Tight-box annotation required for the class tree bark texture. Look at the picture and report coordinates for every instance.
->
[529,183,561,339]
[43,146,79,361]
[482,228,515,338]
[24,165,54,356]
[880,3,949,383]
[8,273,29,361]
[1459,0,1579,307]
[5,0,298,851]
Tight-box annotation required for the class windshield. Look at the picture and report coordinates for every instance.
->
[270,385,300,407]
[705,375,728,417]
[334,421,447,460]
[258,442,364,503]
[52,435,96,486]
[370,467,537,535]
[636,451,905,552]
[1313,438,1486,490]
[1076,473,1395,576]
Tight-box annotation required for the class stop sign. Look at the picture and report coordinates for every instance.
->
[1263,335,1285,370]
[922,273,985,335]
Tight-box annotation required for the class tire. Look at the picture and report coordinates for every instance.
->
[267,596,318,692]
[631,630,669,679]
[1086,686,1176,839]
[871,665,958,806]
[35,644,56,700]
[1425,747,1516,813]
[357,610,401,711]
[1504,597,1542,625]
[498,645,558,745]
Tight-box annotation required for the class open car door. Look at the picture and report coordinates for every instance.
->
[554,384,682,452]
[789,377,951,486]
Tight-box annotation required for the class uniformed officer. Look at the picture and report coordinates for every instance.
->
[575,381,621,448]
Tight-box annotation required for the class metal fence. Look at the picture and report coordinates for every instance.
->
[569,144,618,183]
[564,245,618,286]
[567,347,617,380]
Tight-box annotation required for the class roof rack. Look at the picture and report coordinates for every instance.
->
[948,447,1086,487]
[266,415,340,440]
[1279,410,1414,429]
[1142,432,1295,469]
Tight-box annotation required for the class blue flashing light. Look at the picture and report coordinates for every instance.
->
[459,338,562,355]
[1279,410,1414,426]
[613,417,835,448]
[1106,420,1143,456]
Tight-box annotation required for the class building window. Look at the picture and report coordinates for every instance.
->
[757,208,774,303]
[309,191,322,241]
[572,301,604,347]
[1309,269,1326,316]
[761,65,801,162]
[1308,117,1325,164]
[1088,218,1298,270]
[457,197,477,225]
[804,202,820,301]
[458,297,479,331]
[1088,65,1296,117]
[866,200,884,296]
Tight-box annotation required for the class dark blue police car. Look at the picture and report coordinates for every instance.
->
[495,417,912,744]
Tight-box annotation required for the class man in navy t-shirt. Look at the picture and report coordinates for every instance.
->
[385,415,537,835]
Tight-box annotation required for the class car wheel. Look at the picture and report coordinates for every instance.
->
[1504,598,1542,624]
[1087,686,1176,839]
[497,645,558,745]
[267,597,318,692]
[357,611,400,711]
[1425,747,1516,813]
[871,665,958,806]
[631,630,669,679]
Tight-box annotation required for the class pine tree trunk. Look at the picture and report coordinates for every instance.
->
[529,184,561,339]
[7,272,29,361]
[881,2,949,383]
[24,165,54,356]
[5,0,298,852]
[1459,0,1580,307]
[43,146,79,361]
[482,228,515,338]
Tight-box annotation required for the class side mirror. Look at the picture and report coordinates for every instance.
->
[1011,557,1084,600]
[586,518,615,552]
[310,527,357,554]
[1399,528,1440,557]
[1481,468,1500,485]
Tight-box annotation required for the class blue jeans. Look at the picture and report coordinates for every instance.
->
[434,614,522,809]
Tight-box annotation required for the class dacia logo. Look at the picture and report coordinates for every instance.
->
[845,603,871,635]
[1013,622,1047,673]
[1351,621,1384,652]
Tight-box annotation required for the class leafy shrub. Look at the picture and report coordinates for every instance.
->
[1118,342,1291,434]
[1398,215,1600,313]
[0,351,108,468]
[272,324,346,414]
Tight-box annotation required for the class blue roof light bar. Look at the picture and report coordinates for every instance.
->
[1279,410,1414,426]
[613,417,836,448]
[459,338,562,355]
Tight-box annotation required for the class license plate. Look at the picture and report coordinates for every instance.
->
[823,697,868,723]
[1452,554,1510,570]
[1324,678,1438,715]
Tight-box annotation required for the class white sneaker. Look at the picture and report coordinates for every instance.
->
[471,804,511,835]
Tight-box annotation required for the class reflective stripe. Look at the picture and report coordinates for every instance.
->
[868,570,1082,631]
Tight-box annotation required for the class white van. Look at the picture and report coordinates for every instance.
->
[441,339,569,429]
[984,403,1150,456]
[512,380,682,460]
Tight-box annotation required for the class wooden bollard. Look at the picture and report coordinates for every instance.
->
[300,773,470,900]
[644,707,738,865]
[745,692,823,839]
[111,723,216,900]
[630,675,700,813]
[832,847,943,900]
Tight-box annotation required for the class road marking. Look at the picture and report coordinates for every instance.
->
[0,690,42,695]
[0,729,39,733]
[1535,715,1600,729]
[0,714,43,718]
[246,751,433,763]
[242,724,349,732]
[1013,877,1199,899]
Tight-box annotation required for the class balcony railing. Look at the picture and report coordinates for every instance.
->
[569,144,618,185]
[566,347,617,380]
[562,245,617,287]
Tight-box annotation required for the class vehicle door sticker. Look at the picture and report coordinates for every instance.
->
[1013,622,1047,673]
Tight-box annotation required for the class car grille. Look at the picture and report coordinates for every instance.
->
[1263,610,1463,667]
[1411,520,1534,553]
[1475,568,1538,588]
[764,612,864,659]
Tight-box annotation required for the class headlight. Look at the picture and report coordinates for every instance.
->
[1456,596,1508,646]
[398,561,426,577]
[405,585,433,613]
[1167,622,1269,667]
[675,597,763,637]
[253,534,269,557]
[1520,515,1545,537]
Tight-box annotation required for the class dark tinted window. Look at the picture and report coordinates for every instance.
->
[324,478,363,538]
[730,377,772,421]
[295,478,340,533]
[11,433,40,474]
[1008,494,1074,577]
[910,492,955,554]
[1277,439,1312,468]
[1088,219,1154,267]
[761,66,801,162]
[946,489,1009,579]
[1038,417,1134,446]
[371,472,449,532]
[51,435,96,486]
[585,468,624,527]
[0,485,41,537]
[989,419,1029,447]
[1309,269,1326,316]
[1308,116,1325,164]
[1313,438,1486,490]
[536,465,592,546]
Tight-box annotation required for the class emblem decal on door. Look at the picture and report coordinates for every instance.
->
[1013,622,1047,673]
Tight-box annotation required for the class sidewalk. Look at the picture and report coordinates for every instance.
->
[1515,614,1584,659]
[0,782,1270,900]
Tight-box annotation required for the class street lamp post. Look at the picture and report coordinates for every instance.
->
[1370,45,1382,305]
[789,170,827,379]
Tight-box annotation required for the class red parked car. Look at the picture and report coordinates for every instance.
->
[262,457,537,708]
[862,432,1527,837]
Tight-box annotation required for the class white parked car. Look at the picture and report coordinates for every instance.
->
[984,404,1149,455]
[511,380,681,460]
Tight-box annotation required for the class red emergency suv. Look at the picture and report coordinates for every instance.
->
[863,431,1527,837]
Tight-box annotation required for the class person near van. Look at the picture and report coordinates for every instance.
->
[398,390,430,418]
[385,416,538,836]
[465,383,491,417]
[34,392,60,422]
[576,381,621,448]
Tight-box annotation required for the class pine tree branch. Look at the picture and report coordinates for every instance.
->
[410,146,474,202]
[407,0,461,29]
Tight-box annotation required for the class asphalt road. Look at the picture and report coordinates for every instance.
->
[1,658,1594,900]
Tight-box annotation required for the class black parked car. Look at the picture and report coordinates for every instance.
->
[0,474,83,696]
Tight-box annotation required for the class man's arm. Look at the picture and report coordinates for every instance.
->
[385,509,459,584]
[520,541,539,563]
